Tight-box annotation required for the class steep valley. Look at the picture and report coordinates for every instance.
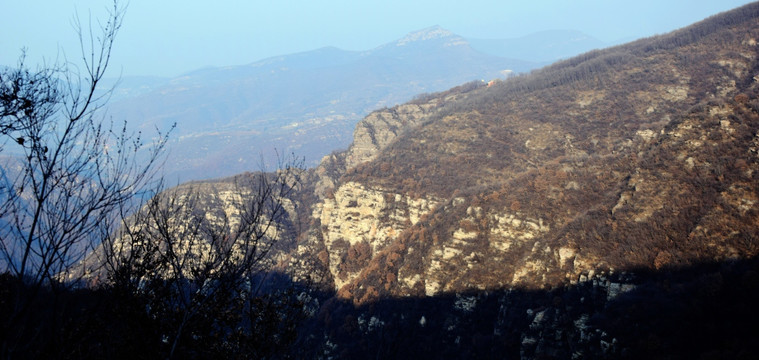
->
[68,2,759,358]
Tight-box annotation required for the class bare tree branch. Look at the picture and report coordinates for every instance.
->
[0,2,173,355]
[98,155,304,359]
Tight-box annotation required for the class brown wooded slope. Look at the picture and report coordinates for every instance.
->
[310,2,759,303]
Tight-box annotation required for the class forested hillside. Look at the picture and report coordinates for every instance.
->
[320,0,759,299]
[287,3,759,357]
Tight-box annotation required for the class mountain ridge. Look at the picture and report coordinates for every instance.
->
[281,1,759,305]
[104,25,535,181]
[102,26,608,181]
[468,29,606,62]
[392,25,467,47]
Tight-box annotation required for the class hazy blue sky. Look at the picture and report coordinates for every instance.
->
[1,0,754,77]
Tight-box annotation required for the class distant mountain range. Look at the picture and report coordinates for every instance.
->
[102,27,606,181]
[468,29,607,62]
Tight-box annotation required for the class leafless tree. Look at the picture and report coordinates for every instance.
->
[98,158,307,358]
[0,2,314,357]
[0,1,172,356]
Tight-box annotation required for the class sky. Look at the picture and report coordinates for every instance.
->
[1,0,755,78]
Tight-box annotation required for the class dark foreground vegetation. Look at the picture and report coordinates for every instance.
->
[0,272,311,359]
[2,256,759,359]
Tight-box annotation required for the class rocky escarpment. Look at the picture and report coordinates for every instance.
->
[335,90,759,303]
[73,171,304,282]
[292,3,759,306]
[309,103,437,200]
[299,83,485,290]
[344,103,438,166]
[310,82,483,199]
[318,181,441,289]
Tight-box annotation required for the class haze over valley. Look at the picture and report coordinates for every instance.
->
[100,27,606,181]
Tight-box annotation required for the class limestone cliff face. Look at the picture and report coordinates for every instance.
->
[311,103,439,200]
[300,84,485,291]
[310,84,482,199]
[317,181,441,290]
[75,172,303,282]
[344,103,439,167]
[298,98,446,289]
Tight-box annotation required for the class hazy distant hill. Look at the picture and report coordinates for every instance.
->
[101,28,611,183]
[468,29,607,62]
[103,26,539,181]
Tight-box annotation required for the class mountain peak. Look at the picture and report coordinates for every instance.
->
[395,26,466,47]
